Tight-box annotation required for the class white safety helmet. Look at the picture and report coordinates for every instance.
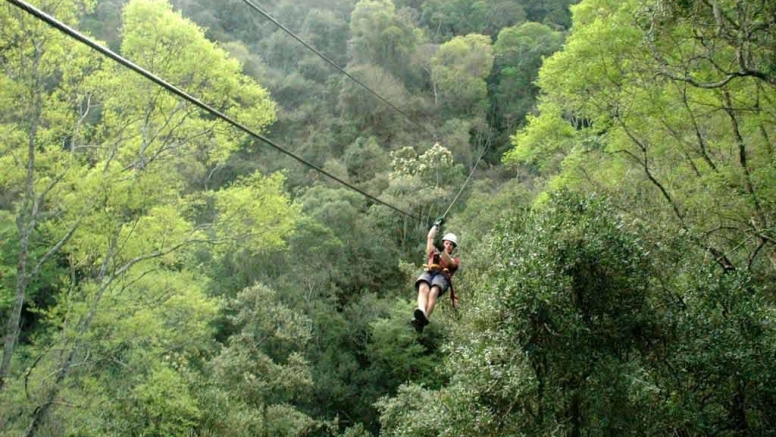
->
[442,233,458,248]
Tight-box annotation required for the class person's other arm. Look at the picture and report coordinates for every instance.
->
[439,249,456,267]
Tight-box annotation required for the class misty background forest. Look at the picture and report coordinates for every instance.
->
[1,0,774,435]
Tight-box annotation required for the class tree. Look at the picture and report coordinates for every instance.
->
[523,0,577,29]
[198,283,316,437]
[389,143,461,190]
[505,0,776,274]
[492,22,564,131]
[644,0,775,88]
[337,63,417,140]
[379,192,776,436]
[300,8,351,68]
[420,0,527,41]
[468,194,656,436]
[430,34,494,116]
[343,136,391,189]
[0,0,104,392]
[292,185,404,302]
[367,299,447,390]
[0,0,288,434]
[349,0,421,82]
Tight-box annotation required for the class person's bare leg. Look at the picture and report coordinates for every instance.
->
[426,286,440,318]
[417,282,430,314]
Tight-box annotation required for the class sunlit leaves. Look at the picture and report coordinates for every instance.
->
[389,143,456,187]
[506,0,776,271]
[0,0,301,434]
[108,0,276,168]
[213,171,299,255]
[505,100,576,171]
[124,366,203,436]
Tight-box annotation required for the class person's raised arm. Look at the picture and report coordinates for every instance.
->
[427,225,438,255]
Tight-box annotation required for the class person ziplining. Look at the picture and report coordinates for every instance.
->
[408,134,490,333]
[412,219,460,333]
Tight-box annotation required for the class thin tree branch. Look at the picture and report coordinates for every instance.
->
[722,90,767,229]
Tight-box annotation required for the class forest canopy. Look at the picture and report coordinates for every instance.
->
[1,0,773,436]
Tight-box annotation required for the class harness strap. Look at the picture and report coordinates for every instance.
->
[424,263,450,274]
[449,283,459,310]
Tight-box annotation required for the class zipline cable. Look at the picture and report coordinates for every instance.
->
[5,0,421,222]
[439,130,494,221]
[239,0,438,141]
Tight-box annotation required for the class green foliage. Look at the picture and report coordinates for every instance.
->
[367,299,444,388]
[211,283,313,405]
[430,34,494,116]
[648,267,776,435]
[114,0,276,167]
[492,22,564,129]
[349,0,421,82]
[0,213,15,312]
[341,423,373,437]
[198,283,316,436]
[505,100,576,170]
[467,193,655,435]
[0,1,301,435]
[377,384,441,437]
[337,63,416,138]
[383,192,776,436]
[4,0,772,436]
[506,0,776,273]
[213,171,300,256]
[377,380,499,437]
[523,0,577,28]
[344,136,390,186]
[445,177,533,249]
[289,185,405,301]
[420,0,527,41]
[124,366,202,436]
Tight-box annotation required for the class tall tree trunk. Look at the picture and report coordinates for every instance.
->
[0,42,43,391]
[23,233,117,437]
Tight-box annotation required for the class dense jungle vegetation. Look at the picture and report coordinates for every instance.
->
[1,0,774,435]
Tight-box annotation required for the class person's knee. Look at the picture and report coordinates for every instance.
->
[429,286,440,299]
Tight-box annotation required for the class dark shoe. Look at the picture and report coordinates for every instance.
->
[414,308,429,326]
[411,317,423,333]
